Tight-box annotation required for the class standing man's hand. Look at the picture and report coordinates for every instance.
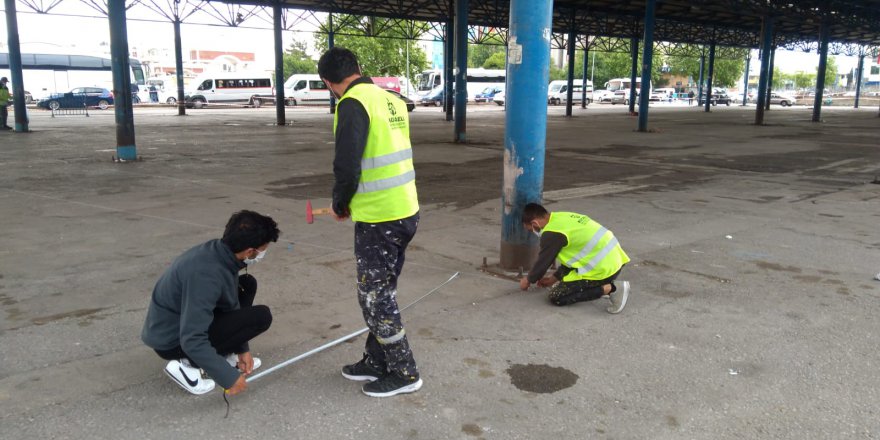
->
[333,207,350,222]
[537,275,557,288]
[226,374,248,396]
[519,277,531,291]
[237,351,255,375]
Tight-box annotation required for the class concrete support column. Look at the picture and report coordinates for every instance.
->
[697,51,705,103]
[765,46,775,110]
[812,19,830,123]
[565,15,576,117]
[173,18,186,116]
[704,42,716,113]
[500,0,553,270]
[581,43,589,109]
[328,13,335,114]
[444,16,454,121]
[108,0,136,160]
[628,37,638,113]
[637,0,656,132]
[742,53,751,106]
[755,16,773,125]
[453,0,468,142]
[4,0,28,132]
[273,3,286,125]
[854,54,864,109]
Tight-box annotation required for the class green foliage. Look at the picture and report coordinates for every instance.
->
[665,47,747,88]
[469,44,505,68]
[821,56,838,87]
[282,39,317,79]
[482,51,506,69]
[314,15,429,78]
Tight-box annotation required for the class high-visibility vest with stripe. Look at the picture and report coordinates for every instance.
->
[543,212,630,282]
[0,85,9,104]
[334,83,419,223]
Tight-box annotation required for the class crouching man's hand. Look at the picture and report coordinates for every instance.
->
[537,275,557,288]
[519,277,531,291]
[226,375,248,396]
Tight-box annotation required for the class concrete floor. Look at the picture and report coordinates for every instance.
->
[1,103,878,439]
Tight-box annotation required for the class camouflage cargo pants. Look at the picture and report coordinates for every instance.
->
[354,213,420,379]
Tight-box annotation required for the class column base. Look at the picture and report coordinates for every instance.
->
[499,240,538,272]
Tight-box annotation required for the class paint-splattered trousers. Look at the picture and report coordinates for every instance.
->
[354,212,420,379]
[548,268,622,306]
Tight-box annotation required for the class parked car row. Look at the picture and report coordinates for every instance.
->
[37,87,114,110]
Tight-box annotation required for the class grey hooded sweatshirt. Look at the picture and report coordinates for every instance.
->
[141,239,246,389]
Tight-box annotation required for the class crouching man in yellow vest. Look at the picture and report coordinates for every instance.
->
[318,47,422,398]
[519,203,631,313]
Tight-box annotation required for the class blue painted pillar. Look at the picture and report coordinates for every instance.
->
[854,54,864,109]
[273,2,285,125]
[637,0,656,131]
[703,42,716,113]
[4,0,28,132]
[445,16,454,120]
[765,46,775,110]
[581,43,588,108]
[755,16,773,125]
[453,0,468,142]
[328,13,335,114]
[108,0,136,160]
[742,53,750,106]
[500,0,552,270]
[173,18,186,116]
[565,16,576,117]
[628,37,638,113]
[812,19,830,123]
[697,51,705,104]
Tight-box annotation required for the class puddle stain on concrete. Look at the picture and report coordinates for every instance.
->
[754,261,802,273]
[506,363,578,394]
[31,308,107,325]
[462,423,483,437]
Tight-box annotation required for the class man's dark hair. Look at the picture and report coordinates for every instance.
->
[221,210,281,253]
[522,203,549,224]
[317,47,361,83]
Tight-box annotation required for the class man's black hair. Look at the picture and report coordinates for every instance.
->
[221,210,281,253]
[522,203,549,224]
[317,47,361,84]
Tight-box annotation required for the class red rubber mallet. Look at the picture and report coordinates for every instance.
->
[306,200,332,224]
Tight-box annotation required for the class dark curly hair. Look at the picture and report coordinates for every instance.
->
[221,210,281,253]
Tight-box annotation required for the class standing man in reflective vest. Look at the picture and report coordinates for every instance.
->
[318,47,422,397]
[0,77,11,130]
[519,203,631,313]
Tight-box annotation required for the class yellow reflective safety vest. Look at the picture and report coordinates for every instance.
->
[543,212,630,282]
[334,83,419,223]
[0,85,9,105]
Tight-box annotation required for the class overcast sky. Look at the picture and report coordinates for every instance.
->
[1,2,861,76]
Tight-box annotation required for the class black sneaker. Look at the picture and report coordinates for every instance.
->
[341,354,385,382]
[362,373,422,397]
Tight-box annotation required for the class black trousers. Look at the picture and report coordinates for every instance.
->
[1,106,8,127]
[155,274,272,366]
[355,213,419,378]
[548,268,622,306]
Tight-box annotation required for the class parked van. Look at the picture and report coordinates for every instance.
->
[185,72,273,108]
[283,74,330,106]
[548,79,593,105]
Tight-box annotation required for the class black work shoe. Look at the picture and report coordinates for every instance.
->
[362,373,422,397]
[342,355,385,382]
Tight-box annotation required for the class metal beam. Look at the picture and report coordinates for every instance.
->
[765,46,775,110]
[444,16,454,121]
[628,36,638,114]
[742,52,750,106]
[565,11,576,117]
[854,53,864,109]
[704,42,716,112]
[108,0,136,160]
[4,0,28,132]
[813,18,830,123]
[454,0,468,142]
[755,16,773,125]
[173,18,186,116]
[637,0,656,132]
[581,42,588,109]
[273,2,286,125]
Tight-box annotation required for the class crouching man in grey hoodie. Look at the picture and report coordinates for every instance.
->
[142,210,280,395]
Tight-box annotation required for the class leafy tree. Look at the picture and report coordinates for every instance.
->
[482,51,506,69]
[821,56,838,88]
[665,48,747,88]
[469,44,505,68]
[314,15,428,78]
[282,39,317,78]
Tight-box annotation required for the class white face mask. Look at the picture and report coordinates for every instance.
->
[531,222,542,238]
[244,249,267,265]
